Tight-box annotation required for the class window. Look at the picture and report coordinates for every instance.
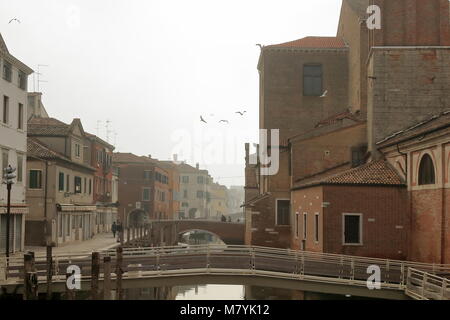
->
[18,71,27,90]
[314,213,319,243]
[182,176,189,183]
[343,214,362,245]
[143,188,150,201]
[144,170,152,180]
[75,144,81,158]
[197,191,203,199]
[18,103,23,130]
[2,61,11,82]
[66,174,70,192]
[303,64,323,96]
[29,170,42,189]
[276,200,290,226]
[84,178,87,194]
[183,190,188,198]
[295,213,299,238]
[58,172,65,192]
[197,176,204,184]
[74,176,82,193]
[89,179,92,194]
[161,192,165,202]
[303,213,307,240]
[418,154,436,185]
[3,96,9,124]
[182,202,189,208]
[17,154,23,183]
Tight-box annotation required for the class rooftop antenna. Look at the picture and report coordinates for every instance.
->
[37,64,49,92]
[105,120,112,143]
[96,120,102,137]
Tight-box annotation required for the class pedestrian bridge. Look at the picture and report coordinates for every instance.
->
[1,245,449,300]
[150,220,245,245]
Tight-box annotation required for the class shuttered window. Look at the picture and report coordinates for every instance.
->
[344,214,362,245]
[303,65,323,96]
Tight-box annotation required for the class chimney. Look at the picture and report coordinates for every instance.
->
[148,155,152,159]
[196,163,199,170]
[173,154,178,162]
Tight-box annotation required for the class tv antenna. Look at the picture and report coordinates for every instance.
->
[36,64,49,92]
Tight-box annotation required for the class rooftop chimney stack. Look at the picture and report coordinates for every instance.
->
[196,163,199,170]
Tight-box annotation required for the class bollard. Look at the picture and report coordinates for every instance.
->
[46,246,53,300]
[115,247,123,300]
[91,252,100,300]
[103,256,112,300]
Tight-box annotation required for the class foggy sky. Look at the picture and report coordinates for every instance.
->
[0,0,342,186]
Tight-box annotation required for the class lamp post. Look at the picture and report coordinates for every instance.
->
[3,165,16,258]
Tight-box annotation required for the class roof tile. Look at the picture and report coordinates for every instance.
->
[267,36,347,49]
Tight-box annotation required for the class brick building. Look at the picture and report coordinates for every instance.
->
[113,153,172,226]
[378,111,450,264]
[85,133,117,233]
[291,160,409,260]
[244,0,450,260]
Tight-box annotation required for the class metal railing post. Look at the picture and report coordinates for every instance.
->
[422,273,428,298]
[206,244,210,270]
[441,278,447,300]
[400,263,405,287]
[350,258,355,281]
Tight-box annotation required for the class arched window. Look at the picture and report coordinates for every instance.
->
[418,154,436,185]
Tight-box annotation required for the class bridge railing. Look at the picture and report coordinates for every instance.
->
[1,245,450,290]
[406,268,449,300]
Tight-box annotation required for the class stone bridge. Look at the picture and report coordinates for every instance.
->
[150,220,245,246]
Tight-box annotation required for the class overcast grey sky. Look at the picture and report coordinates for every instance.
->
[1,0,342,186]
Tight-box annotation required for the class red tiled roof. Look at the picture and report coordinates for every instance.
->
[315,111,362,128]
[293,160,405,190]
[28,117,71,136]
[267,36,347,49]
[113,152,156,164]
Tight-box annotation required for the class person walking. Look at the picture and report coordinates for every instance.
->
[112,221,117,238]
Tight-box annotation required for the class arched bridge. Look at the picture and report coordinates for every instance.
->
[150,220,245,246]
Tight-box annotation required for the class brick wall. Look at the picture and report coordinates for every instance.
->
[370,0,450,46]
[323,185,409,259]
[260,49,349,141]
[367,48,450,153]
[410,189,444,263]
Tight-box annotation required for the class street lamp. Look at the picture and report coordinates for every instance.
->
[2,165,16,258]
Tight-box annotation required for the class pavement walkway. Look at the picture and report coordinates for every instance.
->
[10,231,128,258]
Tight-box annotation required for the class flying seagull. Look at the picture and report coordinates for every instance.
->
[219,120,229,124]
[200,116,207,124]
[256,44,263,50]
[8,18,21,24]
[319,90,328,98]
[235,111,247,116]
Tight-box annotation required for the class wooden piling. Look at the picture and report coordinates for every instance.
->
[23,252,38,300]
[115,247,123,300]
[103,256,112,300]
[91,252,100,300]
[46,246,53,299]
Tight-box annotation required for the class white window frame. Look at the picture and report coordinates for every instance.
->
[142,187,151,201]
[342,213,363,246]
[275,198,290,226]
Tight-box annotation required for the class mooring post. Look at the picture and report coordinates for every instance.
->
[46,246,53,299]
[115,247,123,300]
[103,256,112,300]
[24,252,38,300]
[91,252,100,300]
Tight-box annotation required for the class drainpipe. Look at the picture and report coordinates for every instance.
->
[441,145,446,264]
[396,143,410,259]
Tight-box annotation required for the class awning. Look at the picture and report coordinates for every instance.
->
[57,204,97,212]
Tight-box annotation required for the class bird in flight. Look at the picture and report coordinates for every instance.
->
[219,120,229,124]
[235,111,247,116]
[200,116,207,124]
[320,90,328,98]
[8,18,21,24]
